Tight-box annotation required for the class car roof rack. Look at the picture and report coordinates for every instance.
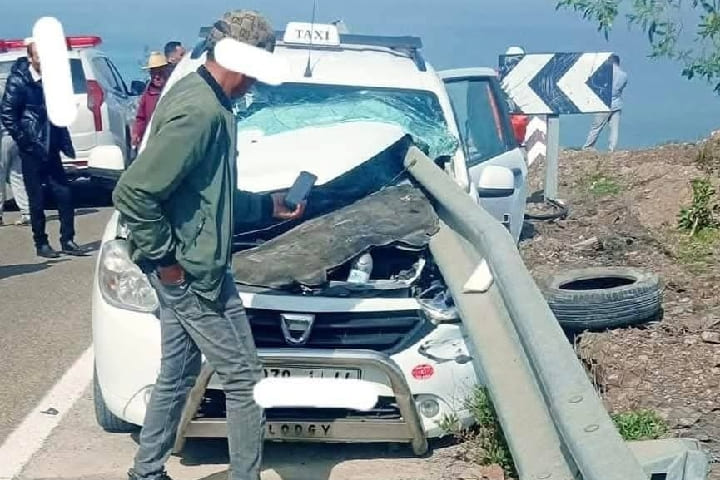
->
[196,27,426,72]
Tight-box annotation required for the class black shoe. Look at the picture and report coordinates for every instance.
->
[127,469,173,480]
[61,240,88,256]
[37,244,60,259]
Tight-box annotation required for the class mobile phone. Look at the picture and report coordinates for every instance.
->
[284,171,317,210]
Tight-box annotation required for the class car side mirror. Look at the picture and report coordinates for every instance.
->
[129,80,146,96]
[477,165,515,198]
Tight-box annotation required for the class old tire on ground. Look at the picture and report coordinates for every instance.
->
[93,366,137,433]
[539,267,662,332]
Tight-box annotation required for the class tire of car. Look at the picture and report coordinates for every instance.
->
[538,267,663,332]
[93,366,138,433]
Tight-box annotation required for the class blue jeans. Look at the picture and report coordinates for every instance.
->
[132,271,265,480]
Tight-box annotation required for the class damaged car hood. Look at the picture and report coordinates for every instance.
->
[233,185,439,289]
[236,121,407,193]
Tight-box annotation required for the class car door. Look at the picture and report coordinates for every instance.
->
[90,56,129,150]
[105,58,138,127]
[439,68,528,243]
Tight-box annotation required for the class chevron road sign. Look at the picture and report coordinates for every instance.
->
[499,52,613,115]
[524,115,547,167]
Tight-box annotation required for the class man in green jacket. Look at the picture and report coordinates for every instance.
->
[113,10,303,480]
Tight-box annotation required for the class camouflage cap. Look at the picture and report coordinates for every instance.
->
[206,10,276,54]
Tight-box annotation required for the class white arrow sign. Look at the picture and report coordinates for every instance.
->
[557,52,612,113]
[526,116,548,137]
[501,54,554,115]
[499,52,613,115]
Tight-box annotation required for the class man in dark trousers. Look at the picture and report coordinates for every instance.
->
[0,41,85,258]
[113,10,303,480]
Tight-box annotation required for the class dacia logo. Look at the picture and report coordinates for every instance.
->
[280,313,315,345]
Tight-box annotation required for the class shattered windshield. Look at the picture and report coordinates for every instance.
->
[235,83,459,160]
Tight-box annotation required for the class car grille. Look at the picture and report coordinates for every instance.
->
[246,309,432,353]
[198,389,402,421]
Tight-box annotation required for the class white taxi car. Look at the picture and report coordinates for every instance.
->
[91,22,528,455]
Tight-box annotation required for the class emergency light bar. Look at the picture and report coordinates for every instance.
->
[0,35,101,52]
[65,35,102,48]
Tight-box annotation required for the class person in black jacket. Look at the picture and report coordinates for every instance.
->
[0,42,85,258]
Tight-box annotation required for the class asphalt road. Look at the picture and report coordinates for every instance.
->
[0,189,490,480]
[0,199,110,444]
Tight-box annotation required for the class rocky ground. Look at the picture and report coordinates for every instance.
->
[519,137,720,477]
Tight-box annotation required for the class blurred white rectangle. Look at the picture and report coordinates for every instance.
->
[254,377,379,411]
[32,17,78,127]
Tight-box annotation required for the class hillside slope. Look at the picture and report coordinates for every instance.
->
[520,139,720,472]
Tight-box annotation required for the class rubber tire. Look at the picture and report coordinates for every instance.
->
[93,366,138,433]
[539,267,662,332]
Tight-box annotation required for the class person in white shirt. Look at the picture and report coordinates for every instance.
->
[583,54,628,152]
[0,120,31,226]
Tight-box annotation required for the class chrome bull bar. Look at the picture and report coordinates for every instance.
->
[172,348,429,456]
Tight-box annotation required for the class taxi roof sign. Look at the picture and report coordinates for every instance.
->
[283,22,340,46]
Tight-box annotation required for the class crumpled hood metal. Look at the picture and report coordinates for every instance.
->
[233,185,439,289]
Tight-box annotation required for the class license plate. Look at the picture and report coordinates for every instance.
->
[262,367,360,379]
[267,422,332,438]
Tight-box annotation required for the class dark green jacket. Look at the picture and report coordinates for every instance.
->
[113,66,272,301]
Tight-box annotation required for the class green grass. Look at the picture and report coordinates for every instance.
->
[585,172,622,196]
[675,228,720,271]
[438,387,516,477]
[612,410,669,441]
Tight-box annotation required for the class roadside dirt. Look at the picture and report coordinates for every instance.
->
[519,138,720,476]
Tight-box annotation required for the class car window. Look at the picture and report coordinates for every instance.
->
[92,57,124,95]
[106,58,128,94]
[0,61,13,98]
[236,83,458,161]
[444,77,515,167]
[70,59,87,94]
[0,58,86,96]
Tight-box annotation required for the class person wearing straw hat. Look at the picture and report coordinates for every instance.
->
[114,10,302,480]
[131,52,170,147]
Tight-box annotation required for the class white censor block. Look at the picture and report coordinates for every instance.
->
[32,17,78,127]
[254,377,379,411]
[214,38,290,87]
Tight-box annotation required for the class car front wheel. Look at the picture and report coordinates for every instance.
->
[93,365,138,433]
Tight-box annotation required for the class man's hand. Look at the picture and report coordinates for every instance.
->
[157,263,185,286]
[271,192,306,221]
[131,133,141,148]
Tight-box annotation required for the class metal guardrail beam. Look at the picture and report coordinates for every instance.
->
[430,225,576,480]
[405,147,647,480]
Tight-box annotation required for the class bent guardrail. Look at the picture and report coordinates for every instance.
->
[404,147,647,480]
[429,225,576,479]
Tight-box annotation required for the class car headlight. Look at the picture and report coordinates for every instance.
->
[98,239,159,313]
[418,282,459,324]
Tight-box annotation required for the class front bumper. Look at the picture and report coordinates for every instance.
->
[173,349,429,456]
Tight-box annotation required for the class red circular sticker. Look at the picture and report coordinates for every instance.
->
[412,364,435,380]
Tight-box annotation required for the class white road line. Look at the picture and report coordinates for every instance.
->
[0,346,93,480]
